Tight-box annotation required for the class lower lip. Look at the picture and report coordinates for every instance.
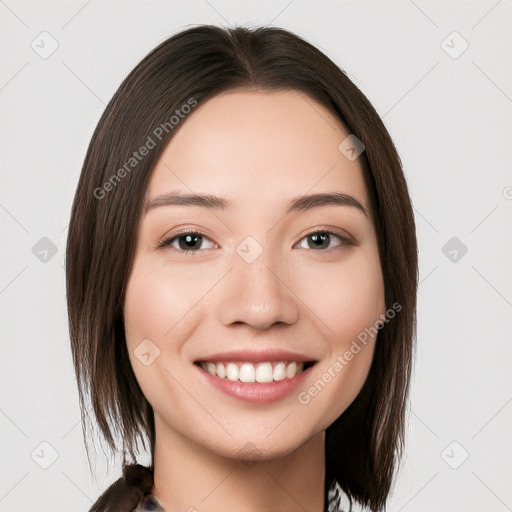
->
[196,364,314,404]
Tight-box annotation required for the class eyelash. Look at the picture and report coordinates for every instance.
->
[157,228,354,255]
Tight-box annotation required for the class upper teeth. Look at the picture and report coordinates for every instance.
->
[200,361,305,383]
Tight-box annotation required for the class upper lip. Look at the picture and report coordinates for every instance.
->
[195,349,317,363]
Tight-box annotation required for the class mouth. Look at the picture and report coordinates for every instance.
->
[195,360,315,383]
[193,351,317,404]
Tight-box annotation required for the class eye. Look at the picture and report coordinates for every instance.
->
[157,230,216,254]
[157,228,353,255]
[295,229,353,251]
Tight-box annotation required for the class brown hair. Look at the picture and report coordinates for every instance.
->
[66,24,418,512]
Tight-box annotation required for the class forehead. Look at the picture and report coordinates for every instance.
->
[147,89,369,212]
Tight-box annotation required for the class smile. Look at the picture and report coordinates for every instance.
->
[198,361,310,383]
[194,350,317,404]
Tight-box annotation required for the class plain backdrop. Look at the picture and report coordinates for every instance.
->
[1,1,511,511]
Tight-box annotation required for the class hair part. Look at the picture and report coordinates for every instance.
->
[66,24,418,512]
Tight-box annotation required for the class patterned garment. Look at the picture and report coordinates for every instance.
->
[133,493,164,512]
[327,481,355,512]
[133,482,359,512]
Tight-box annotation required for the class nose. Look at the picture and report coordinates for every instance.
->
[217,250,300,331]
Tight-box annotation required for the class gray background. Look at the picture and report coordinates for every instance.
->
[1,1,511,510]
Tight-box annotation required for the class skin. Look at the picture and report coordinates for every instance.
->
[124,89,386,512]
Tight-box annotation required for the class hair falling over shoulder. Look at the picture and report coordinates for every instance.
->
[88,464,153,512]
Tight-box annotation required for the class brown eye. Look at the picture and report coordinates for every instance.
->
[295,230,352,251]
[176,233,203,251]
[158,231,216,254]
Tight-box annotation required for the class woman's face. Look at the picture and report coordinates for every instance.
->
[124,89,386,460]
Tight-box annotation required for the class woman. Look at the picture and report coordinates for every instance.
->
[66,24,418,512]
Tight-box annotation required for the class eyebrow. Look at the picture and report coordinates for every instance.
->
[145,191,368,217]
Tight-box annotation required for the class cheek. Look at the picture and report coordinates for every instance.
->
[124,258,204,344]
[124,266,168,343]
[123,258,200,410]
[291,249,384,424]
[294,248,385,345]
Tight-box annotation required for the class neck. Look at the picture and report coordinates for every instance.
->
[151,415,325,512]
